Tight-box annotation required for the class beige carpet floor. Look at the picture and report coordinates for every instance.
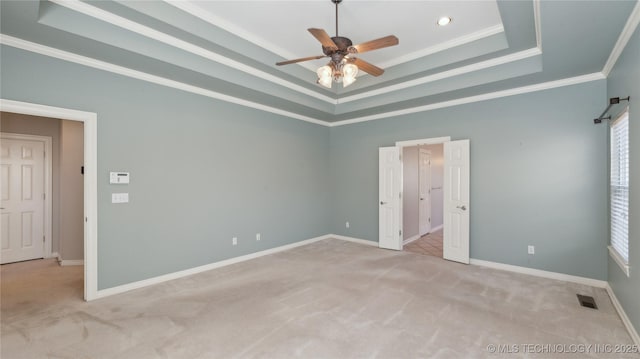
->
[1,239,637,358]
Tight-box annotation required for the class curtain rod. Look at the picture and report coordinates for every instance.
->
[594,96,630,124]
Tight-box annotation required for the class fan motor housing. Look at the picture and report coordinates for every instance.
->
[323,36,353,54]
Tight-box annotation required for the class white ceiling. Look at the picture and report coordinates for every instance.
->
[175,0,503,71]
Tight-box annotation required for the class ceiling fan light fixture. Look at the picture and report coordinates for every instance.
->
[317,65,333,88]
[277,0,398,86]
[342,63,358,87]
[437,16,452,26]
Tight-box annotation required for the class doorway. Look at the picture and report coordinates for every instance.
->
[378,136,470,264]
[0,99,97,300]
[401,143,444,258]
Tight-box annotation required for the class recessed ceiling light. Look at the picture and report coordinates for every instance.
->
[437,17,452,26]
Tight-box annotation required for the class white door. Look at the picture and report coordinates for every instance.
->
[379,147,402,250]
[1,137,46,264]
[443,140,470,264]
[419,149,431,236]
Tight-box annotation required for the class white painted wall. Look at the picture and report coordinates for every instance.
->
[402,146,419,240]
[424,144,444,229]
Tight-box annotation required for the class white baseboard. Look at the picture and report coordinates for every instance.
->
[330,234,378,247]
[469,258,608,288]
[54,253,84,266]
[606,283,640,346]
[94,234,332,299]
[403,235,420,245]
[59,259,84,266]
[430,224,443,232]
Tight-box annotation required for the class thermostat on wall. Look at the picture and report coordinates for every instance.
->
[110,172,130,184]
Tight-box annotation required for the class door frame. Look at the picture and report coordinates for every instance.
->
[1,132,53,259]
[395,136,451,251]
[0,99,98,301]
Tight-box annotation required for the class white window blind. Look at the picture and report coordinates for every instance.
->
[610,109,629,264]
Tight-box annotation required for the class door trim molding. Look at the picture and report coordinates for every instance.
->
[0,132,53,260]
[396,137,451,148]
[394,137,452,251]
[0,99,98,301]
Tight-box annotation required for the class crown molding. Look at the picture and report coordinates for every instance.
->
[533,0,542,49]
[0,35,606,129]
[165,0,318,73]
[45,0,548,109]
[602,0,640,76]
[49,0,336,104]
[167,1,505,76]
[337,47,542,104]
[0,34,330,127]
[329,72,605,127]
[362,24,505,70]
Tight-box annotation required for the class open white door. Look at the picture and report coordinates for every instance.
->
[443,140,470,264]
[1,136,46,264]
[379,147,402,250]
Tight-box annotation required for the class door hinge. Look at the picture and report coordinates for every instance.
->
[42,193,45,200]
[43,235,45,243]
[428,218,431,223]
[399,230,402,236]
[399,192,402,199]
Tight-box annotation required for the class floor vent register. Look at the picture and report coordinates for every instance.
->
[576,294,598,309]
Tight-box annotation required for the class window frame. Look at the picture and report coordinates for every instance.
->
[609,107,630,277]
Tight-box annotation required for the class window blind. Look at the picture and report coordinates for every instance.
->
[610,110,629,264]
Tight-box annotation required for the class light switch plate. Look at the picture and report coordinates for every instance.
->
[112,193,129,203]
[110,172,130,184]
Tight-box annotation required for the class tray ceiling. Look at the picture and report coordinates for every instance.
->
[0,0,637,125]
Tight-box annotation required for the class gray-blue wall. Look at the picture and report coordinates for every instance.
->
[0,46,331,289]
[0,42,624,291]
[607,24,640,336]
[329,80,609,280]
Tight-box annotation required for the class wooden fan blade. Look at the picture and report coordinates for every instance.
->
[353,35,399,54]
[276,55,326,66]
[308,28,338,50]
[353,58,384,76]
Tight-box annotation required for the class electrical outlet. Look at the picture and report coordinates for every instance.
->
[528,245,535,255]
[346,221,350,228]
[256,233,261,241]
[232,237,237,246]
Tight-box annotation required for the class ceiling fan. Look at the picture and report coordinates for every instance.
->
[275,0,399,88]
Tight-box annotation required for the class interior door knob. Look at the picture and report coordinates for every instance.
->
[380,201,387,205]
[420,198,424,200]
[456,205,467,211]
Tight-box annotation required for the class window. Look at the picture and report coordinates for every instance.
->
[610,108,630,276]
